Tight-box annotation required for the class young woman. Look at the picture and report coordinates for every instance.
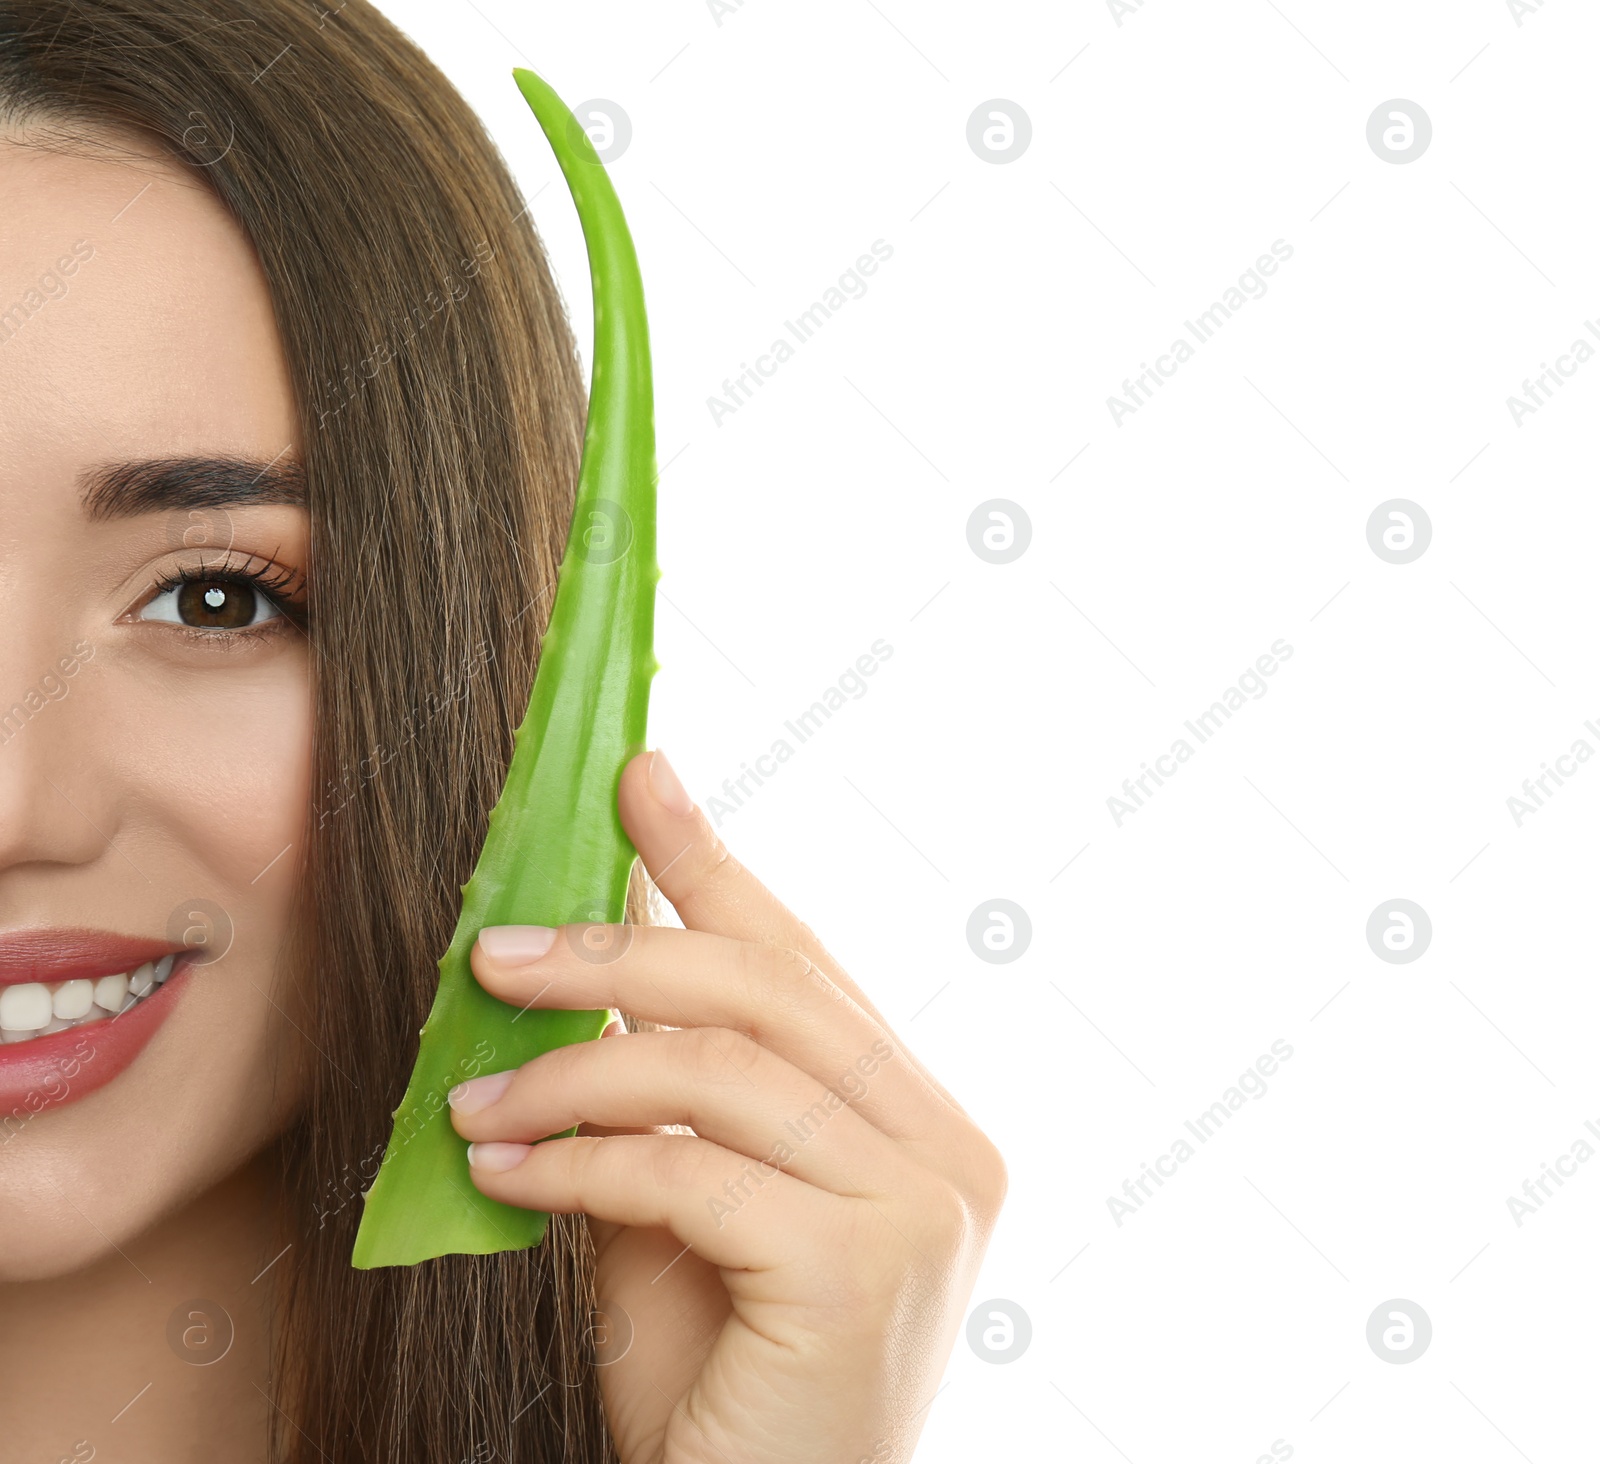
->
[0,2,1005,1458]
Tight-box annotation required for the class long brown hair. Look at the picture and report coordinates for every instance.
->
[0,2,629,1457]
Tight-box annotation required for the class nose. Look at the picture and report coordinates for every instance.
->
[0,643,121,875]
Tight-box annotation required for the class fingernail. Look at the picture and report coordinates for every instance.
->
[600,1016,625,1038]
[648,749,694,817]
[466,1141,531,1173]
[478,925,556,964]
[448,1069,514,1114]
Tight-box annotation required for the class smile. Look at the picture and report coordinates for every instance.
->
[0,930,203,1116]
[0,953,178,1046]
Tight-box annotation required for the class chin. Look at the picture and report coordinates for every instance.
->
[0,971,302,1284]
[0,1192,144,1283]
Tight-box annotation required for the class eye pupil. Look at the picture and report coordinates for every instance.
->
[178,579,254,629]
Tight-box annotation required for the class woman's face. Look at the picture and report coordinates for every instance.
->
[0,129,311,1280]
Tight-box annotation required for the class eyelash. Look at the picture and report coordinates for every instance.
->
[141,555,308,646]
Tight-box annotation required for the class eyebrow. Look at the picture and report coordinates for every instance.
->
[78,454,306,522]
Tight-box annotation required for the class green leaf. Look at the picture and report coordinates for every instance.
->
[351,66,658,1269]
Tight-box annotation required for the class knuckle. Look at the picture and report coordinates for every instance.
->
[684,1025,763,1085]
[739,941,822,1012]
[940,1125,1009,1229]
[965,1132,1009,1216]
[732,938,771,992]
[695,834,741,889]
[817,1208,888,1296]
[824,1240,892,1312]
[553,1134,598,1189]
[828,1192,961,1303]
[655,828,739,905]
[648,1135,707,1193]
[517,1048,562,1088]
[752,943,847,1029]
[908,1179,970,1252]
[517,1044,582,1104]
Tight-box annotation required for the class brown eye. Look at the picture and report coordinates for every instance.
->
[177,579,255,628]
[138,576,282,632]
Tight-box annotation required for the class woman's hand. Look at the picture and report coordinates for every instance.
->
[446,749,1007,1464]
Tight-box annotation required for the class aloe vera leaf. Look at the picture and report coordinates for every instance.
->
[351,66,658,1269]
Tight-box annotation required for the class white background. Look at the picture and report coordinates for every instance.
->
[371,2,1600,1459]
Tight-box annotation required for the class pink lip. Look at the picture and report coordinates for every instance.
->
[0,927,188,988]
[0,929,201,1121]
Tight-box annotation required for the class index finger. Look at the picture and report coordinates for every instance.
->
[619,749,965,1113]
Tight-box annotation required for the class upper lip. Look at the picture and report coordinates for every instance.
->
[0,928,188,987]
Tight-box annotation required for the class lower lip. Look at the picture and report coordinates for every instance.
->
[0,957,193,1120]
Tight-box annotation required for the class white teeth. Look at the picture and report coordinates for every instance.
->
[0,958,181,1047]
[52,979,95,1021]
[0,983,51,1031]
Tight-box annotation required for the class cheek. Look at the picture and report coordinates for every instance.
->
[103,650,312,1057]
[99,650,315,905]
[0,651,315,1281]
